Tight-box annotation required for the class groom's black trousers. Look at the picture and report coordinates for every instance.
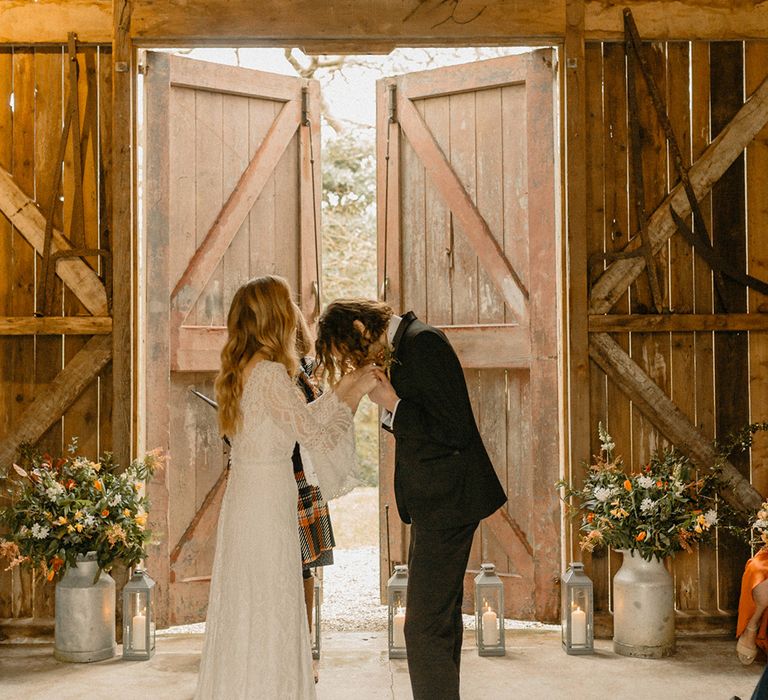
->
[404,520,478,700]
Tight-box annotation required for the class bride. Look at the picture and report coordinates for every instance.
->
[195,275,381,699]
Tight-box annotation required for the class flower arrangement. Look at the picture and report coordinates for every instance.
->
[557,424,719,562]
[0,440,163,582]
[750,501,768,552]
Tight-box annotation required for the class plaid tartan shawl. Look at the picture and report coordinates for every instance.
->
[293,365,335,568]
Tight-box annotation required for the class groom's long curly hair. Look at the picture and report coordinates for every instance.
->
[315,299,393,384]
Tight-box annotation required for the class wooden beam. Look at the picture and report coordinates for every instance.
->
[4,1,768,45]
[400,54,528,100]
[131,0,565,45]
[564,0,589,567]
[0,317,112,335]
[585,1,768,41]
[112,0,133,473]
[170,97,302,321]
[589,313,768,333]
[173,323,531,372]
[0,167,108,316]
[0,334,112,469]
[396,92,530,326]
[169,54,299,102]
[588,332,763,516]
[590,72,768,314]
[441,325,530,369]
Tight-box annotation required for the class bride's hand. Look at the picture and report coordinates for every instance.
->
[335,365,383,411]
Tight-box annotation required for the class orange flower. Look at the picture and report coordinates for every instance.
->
[47,556,64,581]
[586,512,595,523]
[56,516,68,525]
[65,479,76,490]
[656,480,663,488]
[101,508,110,517]
[623,479,632,492]
[93,480,103,491]
[123,508,132,518]
[636,531,647,542]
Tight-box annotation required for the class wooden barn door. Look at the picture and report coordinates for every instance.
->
[377,51,561,621]
[142,52,321,627]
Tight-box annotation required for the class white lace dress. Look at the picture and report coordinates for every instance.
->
[195,361,356,699]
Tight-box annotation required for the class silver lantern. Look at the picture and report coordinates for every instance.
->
[311,570,321,660]
[474,563,505,656]
[561,562,594,655]
[387,564,408,659]
[122,569,156,660]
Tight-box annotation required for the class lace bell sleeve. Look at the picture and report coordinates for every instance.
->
[263,363,359,498]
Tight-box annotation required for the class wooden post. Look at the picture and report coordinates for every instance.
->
[112,0,133,470]
[711,42,751,612]
[564,0,589,567]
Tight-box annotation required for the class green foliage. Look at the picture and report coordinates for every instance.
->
[321,129,377,304]
[0,440,163,581]
[321,129,379,485]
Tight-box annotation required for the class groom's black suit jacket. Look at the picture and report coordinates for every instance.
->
[388,312,507,530]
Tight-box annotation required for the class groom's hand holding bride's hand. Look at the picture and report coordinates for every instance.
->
[367,371,398,413]
[335,364,385,412]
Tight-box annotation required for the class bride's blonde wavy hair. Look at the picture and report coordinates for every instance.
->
[215,275,299,436]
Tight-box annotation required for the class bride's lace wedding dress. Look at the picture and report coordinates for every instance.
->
[195,360,357,699]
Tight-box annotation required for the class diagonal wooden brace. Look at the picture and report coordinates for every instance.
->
[0,334,112,470]
[588,332,763,516]
[590,72,768,314]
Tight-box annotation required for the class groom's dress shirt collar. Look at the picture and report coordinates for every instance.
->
[387,314,402,349]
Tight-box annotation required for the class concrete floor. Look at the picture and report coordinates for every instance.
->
[0,630,761,700]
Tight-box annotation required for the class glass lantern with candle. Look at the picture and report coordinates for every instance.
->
[474,563,505,656]
[387,564,408,659]
[122,568,156,660]
[311,570,321,660]
[561,561,594,655]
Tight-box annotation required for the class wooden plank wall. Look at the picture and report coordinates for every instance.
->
[585,39,768,624]
[0,46,112,623]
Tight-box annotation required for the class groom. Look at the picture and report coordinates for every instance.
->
[316,300,507,700]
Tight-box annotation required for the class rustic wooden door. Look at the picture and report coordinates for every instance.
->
[376,51,561,622]
[142,52,321,627]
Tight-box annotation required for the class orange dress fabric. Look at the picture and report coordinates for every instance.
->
[737,547,768,653]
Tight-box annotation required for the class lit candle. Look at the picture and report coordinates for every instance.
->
[132,612,147,651]
[482,604,499,646]
[393,607,406,647]
[571,606,587,646]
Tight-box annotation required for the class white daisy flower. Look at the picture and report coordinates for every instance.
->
[594,486,613,502]
[83,514,96,527]
[704,509,718,527]
[640,497,656,514]
[31,523,50,539]
[45,483,65,500]
[109,494,123,507]
[637,475,655,489]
